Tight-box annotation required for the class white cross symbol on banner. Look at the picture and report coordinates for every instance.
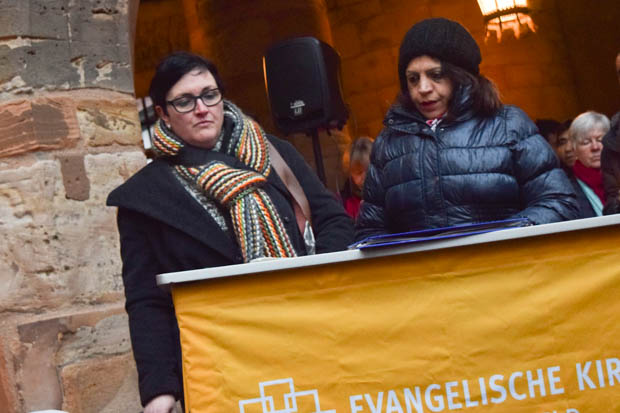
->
[239,378,336,413]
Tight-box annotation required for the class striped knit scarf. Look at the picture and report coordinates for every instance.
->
[152,101,297,262]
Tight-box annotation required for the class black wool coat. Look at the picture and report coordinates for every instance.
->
[107,136,353,406]
[356,98,579,241]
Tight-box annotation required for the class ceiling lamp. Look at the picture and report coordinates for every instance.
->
[477,0,536,41]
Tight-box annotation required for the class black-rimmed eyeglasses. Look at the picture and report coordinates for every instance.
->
[166,88,223,113]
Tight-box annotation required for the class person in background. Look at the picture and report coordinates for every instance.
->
[601,51,620,214]
[340,136,373,219]
[107,52,353,413]
[569,111,611,217]
[536,118,577,169]
[355,18,578,240]
[552,119,578,169]
[537,118,595,218]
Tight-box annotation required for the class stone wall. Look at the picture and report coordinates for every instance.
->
[0,0,144,411]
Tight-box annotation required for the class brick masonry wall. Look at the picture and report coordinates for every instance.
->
[0,0,144,411]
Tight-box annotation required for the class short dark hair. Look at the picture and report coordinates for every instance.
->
[535,118,562,141]
[149,51,225,115]
[398,61,502,119]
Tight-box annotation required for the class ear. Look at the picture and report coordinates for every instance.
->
[155,105,170,126]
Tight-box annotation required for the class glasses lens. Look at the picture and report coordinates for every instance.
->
[200,89,221,106]
[172,96,195,113]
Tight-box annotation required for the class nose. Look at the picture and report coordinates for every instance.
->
[592,140,603,151]
[417,75,432,94]
[194,98,209,114]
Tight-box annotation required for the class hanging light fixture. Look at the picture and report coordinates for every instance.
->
[477,0,536,41]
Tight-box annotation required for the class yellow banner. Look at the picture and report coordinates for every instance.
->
[172,225,620,413]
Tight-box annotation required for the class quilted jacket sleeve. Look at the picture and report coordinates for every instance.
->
[506,107,579,223]
[354,133,389,241]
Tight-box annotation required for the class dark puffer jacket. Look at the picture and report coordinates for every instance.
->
[602,111,620,215]
[356,101,579,240]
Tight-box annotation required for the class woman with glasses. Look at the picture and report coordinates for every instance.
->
[107,52,353,413]
[569,111,611,216]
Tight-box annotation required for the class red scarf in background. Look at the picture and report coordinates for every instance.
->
[573,160,605,203]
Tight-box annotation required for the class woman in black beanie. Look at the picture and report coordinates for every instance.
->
[355,18,578,240]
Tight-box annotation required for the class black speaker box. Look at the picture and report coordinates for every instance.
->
[263,36,348,135]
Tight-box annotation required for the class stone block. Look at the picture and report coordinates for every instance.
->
[60,353,141,413]
[29,0,71,39]
[58,154,90,201]
[69,41,134,92]
[0,98,80,158]
[13,306,133,412]
[76,96,141,147]
[0,0,29,37]
[28,40,78,89]
[0,334,17,413]
[17,318,65,411]
[0,152,145,312]
[68,2,122,47]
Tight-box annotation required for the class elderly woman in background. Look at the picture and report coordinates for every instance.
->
[537,118,595,218]
[569,111,611,216]
[107,52,353,413]
[355,18,578,240]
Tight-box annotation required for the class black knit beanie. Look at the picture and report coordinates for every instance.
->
[398,18,481,95]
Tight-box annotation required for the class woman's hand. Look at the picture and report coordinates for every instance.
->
[144,394,177,413]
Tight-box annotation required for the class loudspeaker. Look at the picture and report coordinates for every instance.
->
[263,37,349,135]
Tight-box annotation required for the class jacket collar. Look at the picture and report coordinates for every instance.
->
[384,84,476,134]
[107,159,240,261]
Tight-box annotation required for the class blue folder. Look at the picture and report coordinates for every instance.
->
[350,218,531,249]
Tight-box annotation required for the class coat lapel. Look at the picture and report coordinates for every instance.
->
[107,159,239,261]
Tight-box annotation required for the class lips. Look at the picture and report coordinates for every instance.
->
[421,101,437,108]
[194,120,213,127]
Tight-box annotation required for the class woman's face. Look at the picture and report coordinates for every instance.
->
[574,128,604,169]
[157,69,224,149]
[552,129,576,167]
[405,55,453,120]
